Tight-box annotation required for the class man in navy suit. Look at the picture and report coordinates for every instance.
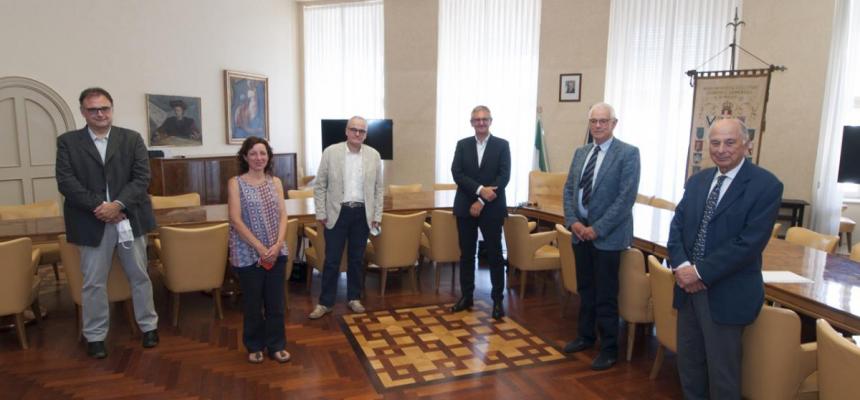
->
[562,102,640,370]
[668,118,782,399]
[450,105,511,320]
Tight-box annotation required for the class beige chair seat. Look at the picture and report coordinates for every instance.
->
[504,214,560,299]
[419,210,460,293]
[155,223,229,327]
[817,318,860,400]
[532,245,561,269]
[365,211,427,296]
[150,193,201,209]
[0,238,42,349]
[618,248,652,361]
[0,200,62,280]
[786,227,839,253]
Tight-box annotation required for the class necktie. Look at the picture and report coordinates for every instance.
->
[691,175,728,264]
[580,145,600,207]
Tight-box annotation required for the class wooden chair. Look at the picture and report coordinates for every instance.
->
[839,216,855,250]
[154,223,229,327]
[528,171,567,209]
[817,318,860,400]
[299,175,315,188]
[284,218,299,308]
[0,200,62,281]
[388,183,423,194]
[0,238,41,349]
[771,223,783,238]
[304,221,347,289]
[58,234,137,340]
[635,193,652,204]
[555,224,577,315]
[741,305,818,400]
[647,255,677,379]
[287,189,314,199]
[150,193,201,209]
[433,183,457,190]
[785,227,839,253]
[503,214,560,299]
[850,242,860,262]
[366,212,426,296]
[419,210,460,293]
[648,197,676,211]
[618,248,653,361]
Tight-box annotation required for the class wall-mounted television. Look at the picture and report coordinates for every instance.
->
[321,119,393,160]
[838,125,860,183]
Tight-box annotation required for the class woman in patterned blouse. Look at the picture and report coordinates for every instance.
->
[227,136,290,364]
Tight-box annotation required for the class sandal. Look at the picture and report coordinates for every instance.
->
[270,350,291,363]
[247,351,264,364]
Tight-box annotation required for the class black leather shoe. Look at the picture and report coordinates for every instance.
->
[142,329,159,348]
[491,301,505,320]
[563,337,594,353]
[87,341,107,359]
[590,353,617,371]
[450,297,473,312]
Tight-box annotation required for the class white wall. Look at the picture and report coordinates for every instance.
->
[0,0,301,157]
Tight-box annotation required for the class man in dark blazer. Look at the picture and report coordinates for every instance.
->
[562,102,640,370]
[56,88,160,359]
[668,118,782,399]
[450,105,511,320]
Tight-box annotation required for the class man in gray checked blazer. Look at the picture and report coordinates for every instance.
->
[308,116,384,320]
[561,102,640,370]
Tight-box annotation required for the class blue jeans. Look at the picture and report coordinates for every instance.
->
[233,255,286,355]
[319,205,369,307]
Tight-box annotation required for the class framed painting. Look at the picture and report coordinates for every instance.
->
[146,94,202,147]
[224,70,269,144]
[559,73,582,102]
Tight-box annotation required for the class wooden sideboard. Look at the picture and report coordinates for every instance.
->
[148,153,297,205]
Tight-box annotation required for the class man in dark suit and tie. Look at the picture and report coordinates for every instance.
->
[668,118,782,399]
[56,88,160,359]
[562,102,640,370]
[450,105,511,320]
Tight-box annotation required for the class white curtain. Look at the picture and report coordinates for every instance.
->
[810,0,859,234]
[302,0,385,175]
[604,0,739,241]
[435,0,542,205]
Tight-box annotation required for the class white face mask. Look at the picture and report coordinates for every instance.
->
[116,219,134,248]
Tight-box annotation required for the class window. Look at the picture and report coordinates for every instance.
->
[435,0,542,204]
[302,0,385,175]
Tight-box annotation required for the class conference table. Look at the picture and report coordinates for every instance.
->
[1,190,859,334]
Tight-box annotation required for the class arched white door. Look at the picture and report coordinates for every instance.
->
[0,77,76,205]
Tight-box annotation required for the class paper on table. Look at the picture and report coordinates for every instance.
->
[762,271,814,284]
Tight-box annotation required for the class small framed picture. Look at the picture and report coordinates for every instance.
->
[145,94,203,147]
[559,73,582,102]
[224,70,269,144]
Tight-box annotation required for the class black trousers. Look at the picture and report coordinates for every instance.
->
[572,240,620,356]
[233,256,287,355]
[319,205,369,307]
[456,215,505,301]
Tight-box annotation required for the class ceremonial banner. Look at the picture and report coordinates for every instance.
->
[687,69,772,178]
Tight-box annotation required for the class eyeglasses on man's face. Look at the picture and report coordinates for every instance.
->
[84,106,112,116]
[347,127,367,135]
[589,118,614,126]
[470,118,491,124]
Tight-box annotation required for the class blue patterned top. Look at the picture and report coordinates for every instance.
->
[229,175,287,267]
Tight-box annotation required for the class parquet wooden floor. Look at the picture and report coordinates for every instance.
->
[0,262,683,399]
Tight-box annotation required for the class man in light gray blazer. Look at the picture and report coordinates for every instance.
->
[309,116,384,319]
[561,102,640,370]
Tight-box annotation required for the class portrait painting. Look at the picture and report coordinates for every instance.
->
[146,94,203,147]
[559,73,582,102]
[224,70,269,144]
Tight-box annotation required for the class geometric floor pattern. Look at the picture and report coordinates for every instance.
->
[341,300,567,391]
